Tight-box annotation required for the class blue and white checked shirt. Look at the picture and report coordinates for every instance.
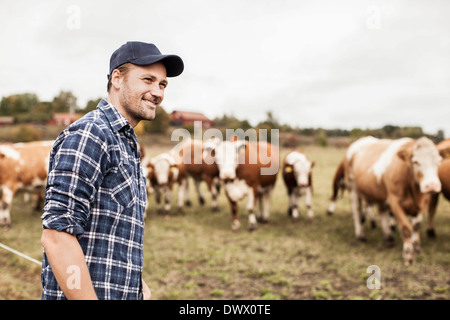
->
[41,99,147,300]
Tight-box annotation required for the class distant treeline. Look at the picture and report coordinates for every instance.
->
[0,92,445,145]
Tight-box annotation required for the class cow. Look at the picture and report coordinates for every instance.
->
[326,141,384,229]
[171,138,221,212]
[211,140,279,231]
[144,152,180,215]
[0,141,53,228]
[345,136,442,264]
[282,151,314,222]
[427,138,450,237]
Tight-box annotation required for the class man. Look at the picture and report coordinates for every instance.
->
[40,41,183,300]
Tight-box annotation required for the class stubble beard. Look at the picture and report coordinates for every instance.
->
[120,82,157,124]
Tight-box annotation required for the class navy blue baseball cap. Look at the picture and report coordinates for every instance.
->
[108,41,184,78]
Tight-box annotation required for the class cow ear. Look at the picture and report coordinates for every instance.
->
[439,147,450,159]
[397,148,411,161]
[311,161,315,168]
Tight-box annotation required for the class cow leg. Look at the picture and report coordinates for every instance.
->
[184,178,192,207]
[379,206,394,246]
[164,187,172,214]
[326,199,336,216]
[230,200,240,231]
[210,181,220,212]
[364,204,377,229]
[246,188,257,231]
[154,187,163,214]
[177,179,186,212]
[207,176,220,213]
[256,191,264,222]
[261,187,273,223]
[350,189,365,241]
[411,213,423,254]
[388,197,415,265]
[305,186,314,222]
[194,179,205,206]
[426,192,439,238]
[0,187,13,228]
[289,190,299,221]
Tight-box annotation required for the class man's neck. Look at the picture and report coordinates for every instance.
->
[107,93,139,128]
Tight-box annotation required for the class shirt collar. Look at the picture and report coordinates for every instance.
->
[97,98,132,133]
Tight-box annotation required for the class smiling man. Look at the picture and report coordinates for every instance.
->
[40,42,183,300]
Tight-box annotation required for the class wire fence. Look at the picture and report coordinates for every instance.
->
[0,242,42,266]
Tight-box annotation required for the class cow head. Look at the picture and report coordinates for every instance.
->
[211,140,247,182]
[149,153,178,185]
[397,137,442,193]
[285,152,314,187]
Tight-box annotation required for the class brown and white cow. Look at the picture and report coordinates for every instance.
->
[144,152,180,215]
[346,136,442,264]
[282,151,314,222]
[0,141,53,227]
[327,139,385,229]
[427,138,450,237]
[171,138,221,212]
[211,140,279,231]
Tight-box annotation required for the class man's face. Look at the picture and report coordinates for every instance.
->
[118,62,168,126]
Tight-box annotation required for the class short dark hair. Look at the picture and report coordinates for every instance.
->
[107,63,131,92]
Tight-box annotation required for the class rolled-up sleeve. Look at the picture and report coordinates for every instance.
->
[41,122,110,236]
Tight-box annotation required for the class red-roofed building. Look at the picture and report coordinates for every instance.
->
[170,110,213,128]
[48,113,82,126]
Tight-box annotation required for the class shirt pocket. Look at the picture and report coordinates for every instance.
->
[111,161,137,209]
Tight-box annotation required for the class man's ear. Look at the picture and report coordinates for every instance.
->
[110,69,123,90]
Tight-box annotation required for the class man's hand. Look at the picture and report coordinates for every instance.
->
[142,279,151,300]
[41,229,98,300]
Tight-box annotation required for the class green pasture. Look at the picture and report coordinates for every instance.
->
[1,146,449,300]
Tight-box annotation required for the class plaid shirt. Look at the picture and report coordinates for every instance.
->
[41,99,147,300]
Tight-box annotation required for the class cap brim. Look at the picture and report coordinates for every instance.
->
[133,54,184,77]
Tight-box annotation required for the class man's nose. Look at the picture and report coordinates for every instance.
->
[150,86,164,102]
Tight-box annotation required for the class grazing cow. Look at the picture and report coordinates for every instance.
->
[171,138,221,212]
[212,140,279,231]
[145,152,180,215]
[346,136,442,264]
[0,141,53,227]
[282,151,314,222]
[427,138,450,237]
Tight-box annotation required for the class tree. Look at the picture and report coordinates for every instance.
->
[257,111,280,129]
[142,105,171,134]
[81,98,103,114]
[0,93,39,115]
[52,91,78,113]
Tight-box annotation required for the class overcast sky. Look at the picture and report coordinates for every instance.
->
[1,0,449,136]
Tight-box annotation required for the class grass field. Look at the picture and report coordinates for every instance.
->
[1,145,449,300]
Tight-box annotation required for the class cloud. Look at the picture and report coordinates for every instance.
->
[1,0,449,136]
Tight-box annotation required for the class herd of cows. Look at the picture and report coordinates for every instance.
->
[0,135,449,265]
